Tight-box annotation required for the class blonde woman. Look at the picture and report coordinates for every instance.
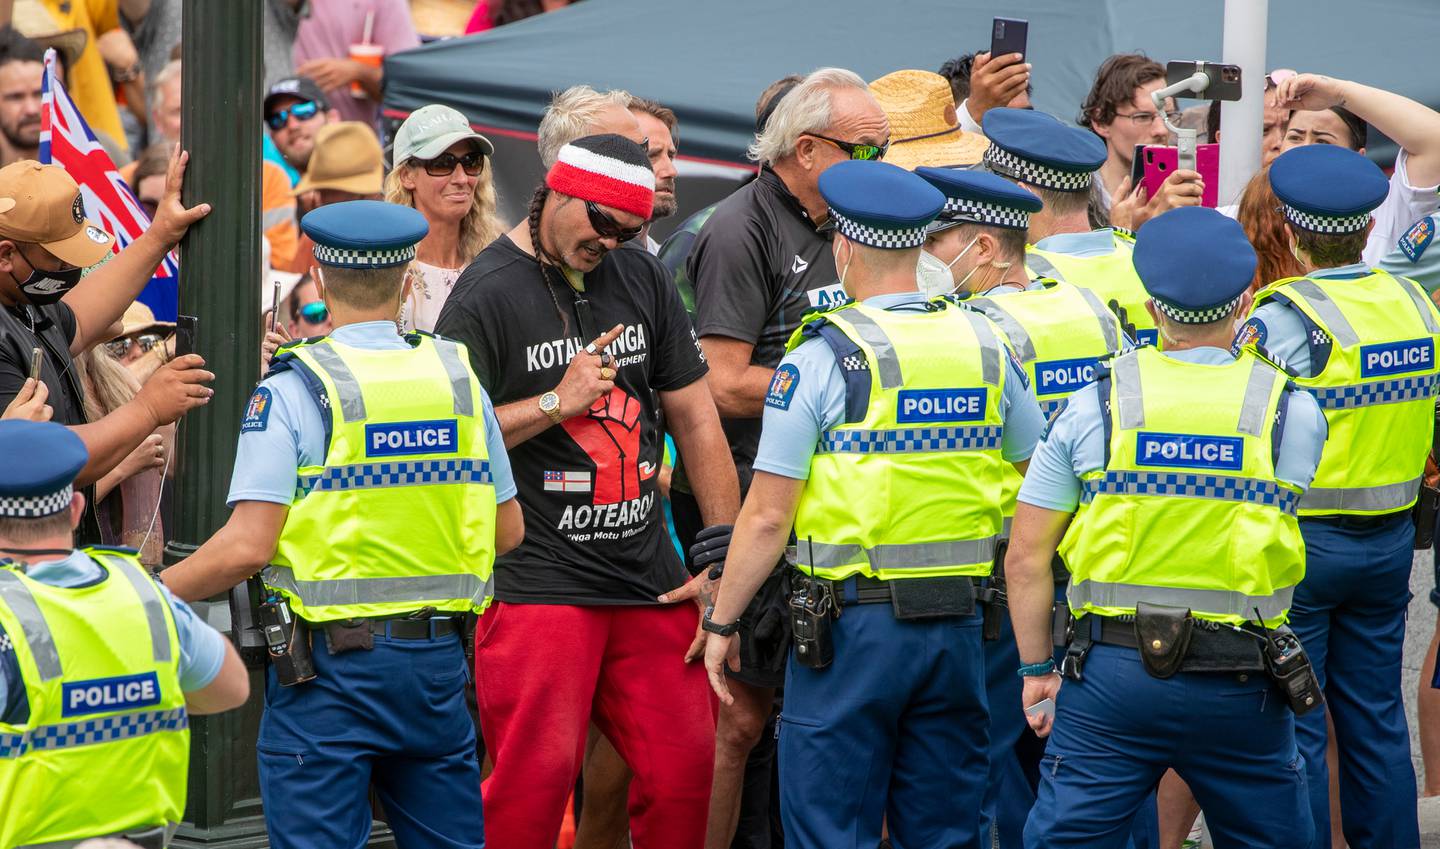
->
[385,104,503,332]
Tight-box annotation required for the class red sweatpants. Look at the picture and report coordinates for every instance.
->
[475,601,718,849]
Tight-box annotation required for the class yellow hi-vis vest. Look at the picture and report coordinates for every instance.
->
[1026,230,1157,347]
[790,301,1008,581]
[0,548,188,848]
[264,333,498,622]
[1249,270,1440,516]
[1059,348,1304,627]
[968,279,1126,533]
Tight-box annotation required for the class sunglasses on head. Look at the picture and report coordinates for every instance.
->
[265,100,320,130]
[585,201,644,244]
[418,150,485,178]
[805,132,888,161]
[296,300,329,324]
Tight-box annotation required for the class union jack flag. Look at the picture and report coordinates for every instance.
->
[39,49,179,320]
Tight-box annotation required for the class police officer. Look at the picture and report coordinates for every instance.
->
[1008,207,1328,848]
[979,107,1159,346]
[916,167,1128,849]
[701,159,1045,849]
[1236,144,1439,849]
[0,419,248,848]
[160,200,523,849]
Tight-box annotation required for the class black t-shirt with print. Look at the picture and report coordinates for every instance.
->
[435,235,708,605]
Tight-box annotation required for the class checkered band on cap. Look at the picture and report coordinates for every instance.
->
[983,145,1093,193]
[312,243,417,268]
[940,196,1031,231]
[830,209,928,249]
[0,485,72,518]
[1153,295,1244,325]
[1281,204,1372,235]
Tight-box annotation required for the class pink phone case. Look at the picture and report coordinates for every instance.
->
[1142,144,1219,208]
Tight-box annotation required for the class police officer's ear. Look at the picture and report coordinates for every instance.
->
[310,265,327,304]
[974,231,999,265]
[67,492,85,535]
[1144,298,1162,328]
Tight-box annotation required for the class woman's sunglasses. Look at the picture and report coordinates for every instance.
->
[105,333,165,359]
[265,100,319,130]
[585,201,644,243]
[804,132,889,162]
[417,150,485,178]
[296,301,329,324]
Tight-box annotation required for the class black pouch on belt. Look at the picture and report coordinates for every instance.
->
[1413,483,1439,549]
[890,576,976,620]
[1134,601,1193,679]
[324,619,374,654]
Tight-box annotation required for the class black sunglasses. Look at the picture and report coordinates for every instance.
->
[585,201,644,244]
[418,150,485,178]
[265,100,319,130]
[805,132,889,161]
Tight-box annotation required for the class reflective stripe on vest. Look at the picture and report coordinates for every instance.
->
[16,823,179,849]
[1081,470,1299,514]
[306,336,478,421]
[300,459,493,495]
[1285,279,1359,346]
[1299,475,1423,513]
[839,308,903,389]
[0,707,187,759]
[818,426,1002,453]
[262,564,494,610]
[798,537,999,572]
[106,554,172,664]
[1067,580,1294,623]
[1308,374,1440,409]
[974,283,1121,366]
[0,570,61,680]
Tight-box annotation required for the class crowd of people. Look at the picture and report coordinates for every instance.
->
[1,3,1440,849]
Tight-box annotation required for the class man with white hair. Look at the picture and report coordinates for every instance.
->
[537,85,646,168]
[680,67,889,849]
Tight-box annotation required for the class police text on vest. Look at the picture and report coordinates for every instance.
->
[1360,338,1434,378]
[896,388,987,423]
[62,671,163,717]
[1135,432,1243,471]
[365,420,460,457]
[1035,357,1100,396]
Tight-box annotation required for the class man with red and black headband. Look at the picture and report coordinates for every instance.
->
[435,133,740,849]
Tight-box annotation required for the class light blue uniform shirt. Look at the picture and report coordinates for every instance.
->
[753,291,1047,480]
[0,550,227,719]
[1240,263,1374,378]
[1018,347,1328,513]
[1379,214,1440,295]
[227,321,516,507]
[1030,228,1121,258]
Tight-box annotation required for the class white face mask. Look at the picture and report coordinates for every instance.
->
[916,234,979,298]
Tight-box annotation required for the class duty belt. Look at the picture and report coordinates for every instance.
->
[832,573,986,605]
[1055,611,1266,679]
[305,615,459,640]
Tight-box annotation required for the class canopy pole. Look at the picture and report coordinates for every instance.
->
[1219,0,1268,206]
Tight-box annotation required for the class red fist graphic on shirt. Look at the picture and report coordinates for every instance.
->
[561,387,649,505]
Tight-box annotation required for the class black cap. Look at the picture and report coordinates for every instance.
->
[263,76,330,116]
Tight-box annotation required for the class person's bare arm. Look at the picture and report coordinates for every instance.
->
[1277,74,1440,186]
[494,324,622,449]
[700,335,775,419]
[495,498,524,555]
[184,639,250,715]
[64,146,210,355]
[660,376,741,525]
[159,501,288,602]
[70,355,213,486]
[1005,500,1073,737]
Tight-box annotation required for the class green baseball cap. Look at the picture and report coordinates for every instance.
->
[392,104,495,164]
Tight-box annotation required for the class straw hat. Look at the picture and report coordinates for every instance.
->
[869,70,989,170]
[114,301,174,339]
[10,0,87,72]
[293,122,384,196]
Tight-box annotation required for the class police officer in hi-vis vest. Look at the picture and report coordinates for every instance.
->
[1008,207,1329,849]
[978,107,1158,348]
[1236,144,1440,849]
[0,420,248,848]
[702,159,1045,849]
[161,200,523,849]
[912,166,1130,849]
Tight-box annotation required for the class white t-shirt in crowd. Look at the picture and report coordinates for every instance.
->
[402,260,463,333]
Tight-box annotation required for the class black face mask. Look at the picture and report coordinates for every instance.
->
[10,248,82,305]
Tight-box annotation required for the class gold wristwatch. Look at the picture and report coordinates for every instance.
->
[539,391,563,424]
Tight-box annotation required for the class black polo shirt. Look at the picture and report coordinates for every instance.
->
[0,299,103,544]
[686,166,841,490]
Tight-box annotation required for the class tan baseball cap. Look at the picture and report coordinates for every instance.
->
[293,122,384,197]
[0,161,114,267]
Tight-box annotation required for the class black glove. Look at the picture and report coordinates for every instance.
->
[689,523,734,579]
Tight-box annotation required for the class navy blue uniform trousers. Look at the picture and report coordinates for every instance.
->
[1291,514,1419,849]
[778,604,989,849]
[1024,641,1311,849]
[257,626,484,849]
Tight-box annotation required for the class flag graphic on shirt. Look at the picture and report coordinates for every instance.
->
[39,49,180,320]
[544,470,593,493]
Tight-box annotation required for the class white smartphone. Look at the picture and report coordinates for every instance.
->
[1024,697,1056,722]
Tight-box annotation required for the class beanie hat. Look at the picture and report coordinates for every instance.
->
[546,134,655,221]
